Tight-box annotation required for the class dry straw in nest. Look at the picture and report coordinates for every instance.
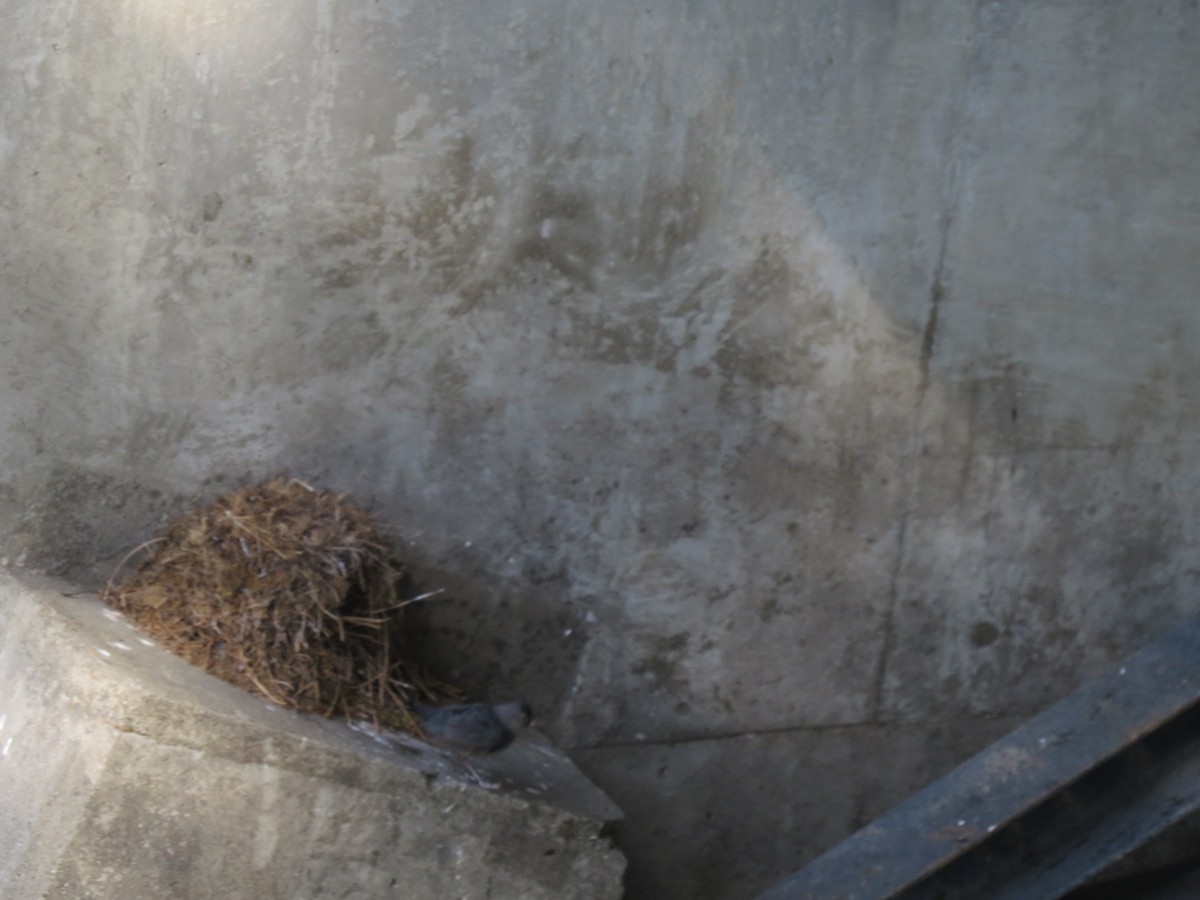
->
[103,477,454,732]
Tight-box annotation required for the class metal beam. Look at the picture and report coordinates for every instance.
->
[758,614,1200,900]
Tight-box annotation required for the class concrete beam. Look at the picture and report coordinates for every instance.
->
[0,570,624,899]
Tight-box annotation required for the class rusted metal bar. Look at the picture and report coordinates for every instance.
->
[758,614,1200,900]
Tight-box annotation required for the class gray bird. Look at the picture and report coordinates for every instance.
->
[411,700,533,756]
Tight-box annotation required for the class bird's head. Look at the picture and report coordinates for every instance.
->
[495,700,534,733]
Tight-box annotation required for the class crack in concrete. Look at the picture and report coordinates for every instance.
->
[919,276,943,382]
[570,710,1024,752]
[868,0,987,724]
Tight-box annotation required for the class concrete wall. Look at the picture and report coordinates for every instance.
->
[1,1,1198,896]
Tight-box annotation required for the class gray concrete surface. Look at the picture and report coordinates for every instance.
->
[0,1,1198,896]
[0,571,624,899]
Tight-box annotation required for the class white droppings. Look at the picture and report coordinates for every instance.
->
[1038,737,1048,748]
[347,719,401,749]
[0,713,6,732]
[138,637,155,647]
[109,641,132,651]
[463,541,472,547]
[956,819,966,827]
[987,824,997,833]
[2,738,11,757]
[563,628,572,638]
[102,608,124,622]
[95,647,112,658]
[584,611,598,624]
[1119,667,1127,675]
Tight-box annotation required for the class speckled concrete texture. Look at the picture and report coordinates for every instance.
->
[1,1,1198,896]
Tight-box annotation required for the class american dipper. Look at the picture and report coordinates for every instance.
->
[411,700,533,756]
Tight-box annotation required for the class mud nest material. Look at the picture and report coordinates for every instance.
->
[103,478,454,732]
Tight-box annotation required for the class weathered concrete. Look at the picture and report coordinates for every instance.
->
[1,0,1198,896]
[576,714,1025,899]
[0,571,624,899]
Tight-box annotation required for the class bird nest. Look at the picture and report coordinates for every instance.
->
[102,478,456,732]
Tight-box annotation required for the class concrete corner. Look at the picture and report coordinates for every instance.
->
[0,570,624,899]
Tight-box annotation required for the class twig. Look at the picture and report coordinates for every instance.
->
[374,588,448,613]
[102,537,168,598]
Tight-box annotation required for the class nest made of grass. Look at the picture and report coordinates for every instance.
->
[103,477,455,732]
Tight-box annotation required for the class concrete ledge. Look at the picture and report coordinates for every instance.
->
[0,570,624,899]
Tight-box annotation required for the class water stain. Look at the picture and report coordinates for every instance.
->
[510,186,600,292]
[632,632,692,695]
